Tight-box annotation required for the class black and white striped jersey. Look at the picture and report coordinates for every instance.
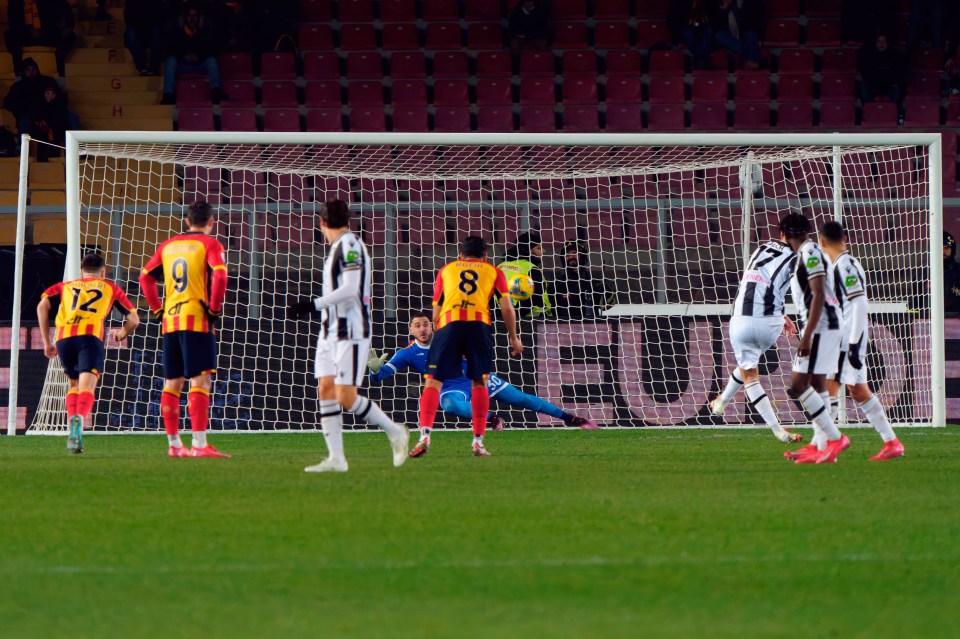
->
[733,241,797,317]
[832,250,868,336]
[321,231,372,340]
[790,239,842,331]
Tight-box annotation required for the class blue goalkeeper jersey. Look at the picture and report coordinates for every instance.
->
[370,341,509,397]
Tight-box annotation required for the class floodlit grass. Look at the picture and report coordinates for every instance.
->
[1,428,958,638]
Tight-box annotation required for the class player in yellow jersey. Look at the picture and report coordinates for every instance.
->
[37,253,140,454]
[417,236,522,457]
[139,201,229,459]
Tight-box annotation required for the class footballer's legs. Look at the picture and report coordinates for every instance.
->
[736,367,798,443]
[788,373,847,464]
[161,377,188,457]
[65,378,82,453]
[417,377,443,456]
[848,384,903,460]
[187,372,229,458]
[711,369,743,415]
[470,378,491,456]
[493,384,597,429]
[336,383,407,467]
[307,375,348,472]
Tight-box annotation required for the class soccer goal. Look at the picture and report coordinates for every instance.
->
[9,131,945,434]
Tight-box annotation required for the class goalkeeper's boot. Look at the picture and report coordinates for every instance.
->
[66,416,83,454]
[472,441,491,457]
[409,437,430,458]
[189,445,232,459]
[777,429,803,444]
[814,435,850,464]
[870,439,904,461]
[488,414,506,431]
[168,445,191,458]
[708,397,726,416]
[388,425,409,467]
[784,443,818,461]
[565,415,599,430]
[304,457,348,473]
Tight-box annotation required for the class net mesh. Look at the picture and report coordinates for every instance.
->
[30,139,934,432]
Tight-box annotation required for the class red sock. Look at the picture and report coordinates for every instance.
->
[188,388,210,433]
[420,385,440,429]
[65,390,79,419]
[160,389,181,436]
[471,384,490,437]
[76,390,95,421]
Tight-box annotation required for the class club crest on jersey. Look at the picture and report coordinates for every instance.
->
[845,275,858,287]
[806,256,820,268]
[346,250,359,263]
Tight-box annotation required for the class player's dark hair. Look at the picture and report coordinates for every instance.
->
[186,200,213,227]
[81,252,105,273]
[460,235,487,258]
[778,212,811,239]
[321,199,351,228]
[409,310,430,324]
[821,221,848,243]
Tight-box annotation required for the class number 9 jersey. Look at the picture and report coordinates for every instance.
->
[141,232,227,334]
[433,259,509,330]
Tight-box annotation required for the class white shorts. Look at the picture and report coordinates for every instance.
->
[314,337,370,386]
[792,328,842,376]
[729,315,784,370]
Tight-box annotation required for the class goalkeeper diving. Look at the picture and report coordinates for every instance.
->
[368,311,598,457]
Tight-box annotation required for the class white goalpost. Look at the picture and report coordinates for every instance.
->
[8,131,945,434]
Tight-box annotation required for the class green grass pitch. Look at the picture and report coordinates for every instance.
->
[2,428,959,639]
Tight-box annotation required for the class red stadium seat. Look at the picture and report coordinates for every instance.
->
[263,109,301,132]
[776,103,814,129]
[466,0,502,21]
[424,23,462,50]
[299,0,331,20]
[389,52,426,79]
[338,0,374,21]
[908,72,942,98]
[303,52,340,80]
[177,108,214,131]
[635,21,671,48]
[423,0,459,20]
[260,52,296,80]
[349,108,387,131]
[520,51,555,77]
[594,0,629,19]
[636,0,670,19]
[764,20,800,46]
[805,19,841,46]
[298,25,334,52]
[406,210,446,246]
[304,81,341,108]
[260,81,298,107]
[692,75,728,102]
[305,109,343,132]
[476,50,512,77]
[563,106,599,132]
[379,0,416,21]
[433,106,471,132]
[552,0,587,20]
[777,48,814,75]
[392,107,429,132]
[646,104,684,130]
[948,99,960,126]
[909,48,944,71]
[767,0,799,16]
[819,74,856,100]
[432,51,469,78]
[553,22,589,48]
[520,78,556,105]
[777,75,814,101]
[467,23,502,49]
[734,74,771,102]
[648,76,685,103]
[476,107,515,131]
[176,79,211,107]
[218,52,253,81]
[821,48,857,74]
[338,24,378,51]
[475,78,513,105]
[805,0,839,16]
[604,49,642,76]
[347,81,384,107]
[594,22,631,48]
[433,79,470,106]
[562,50,597,76]
[346,52,383,80]
[605,76,642,104]
[220,81,255,107]
[691,104,728,130]
[381,23,420,51]
[733,104,771,129]
[391,80,427,106]
[902,100,941,127]
[220,109,258,132]
[648,50,684,75]
[818,102,856,128]
[561,77,597,105]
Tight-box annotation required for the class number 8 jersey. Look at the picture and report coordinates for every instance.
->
[433,259,509,330]
[142,232,227,334]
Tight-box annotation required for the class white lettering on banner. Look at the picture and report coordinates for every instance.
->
[536,324,615,425]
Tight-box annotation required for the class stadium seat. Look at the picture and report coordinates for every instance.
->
[594,0,630,19]
[818,102,856,128]
[594,22,631,49]
[520,51,555,77]
[586,212,625,248]
[767,0,800,16]
[432,51,469,78]
[260,52,297,80]
[691,104,728,130]
[424,23,462,50]
[260,81,299,107]
[346,52,383,80]
[635,21,671,48]
[467,23,502,50]
[304,81,342,108]
[734,74,771,102]
[692,76,728,102]
[764,20,800,46]
[818,74,856,100]
[475,78,513,106]
[340,24,378,51]
[648,76,685,103]
[349,108,387,132]
[902,100,941,127]
[389,52,426,79]
[776,48,814,75]
[220,109,258,131]
[476,51,512,77]
[175,79,211,107]
[299,0,332,20]
[805,19,841,46]
[391,80,427,106]
[423,0,459,20]
[392,107,430,132]
[648,50,685,75]
[276,214,315,249]
[805,0,840,16]
[347,81,384,107]
[636,0,670,19]
[733,104,771,129]
[220,81,256,107]
[908,72,942,98]
[776,103,814,129]
[379,0,416,21]
[553,22,589,49]
[452,211,494,239]
[218,52,253,81]
[433,80,470,106]
[305,109,344,132]
[561,77,597,105]
[552,0,587,20]
[604,50,642,76]
[298,25,335,52]
[909,48,944,71]
[562,51,597,76]
[562,106,599,132]
[381,23,419,51]
[263,109,302,132]
[777,75,814,101]
[433,107,471,132]
[948,99,960,126]
[406,210,446,246]
[177,108,215,131]
[338,0,375,21]
[605,77,642,104]
[303,52,340,80]
[466,0,502,21]
[182,166,221,203]
[646,104,684,131]
[520,79,556,106]
[476,107,515,132]
[821,48,857,74]
[538,211,577,246]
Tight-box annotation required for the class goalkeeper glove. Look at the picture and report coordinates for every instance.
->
[367,351,390,374]
[288,299,317,318]
[848,342,863,369]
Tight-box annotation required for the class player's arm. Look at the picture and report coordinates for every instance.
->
[495,267,523,356]
[109,285,140,343]
[138,249,165,319]
[205,239,229,319]
[288,250,362,316]
[846,294,868,368]
[36,283,61,358]
[799,275,825,357]
[431,267,445,327]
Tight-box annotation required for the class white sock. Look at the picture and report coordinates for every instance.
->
[320,399,345,461]
[348,395,403,438]
[472,435,483,447]
[810,423,828,451]
[828,395,840,421]
[168,434,183,447]
[799,388,841,440]
[744,381,783,436]
[420,427,431,441]
[859,395,897,442]
[192,431,207,448]
[717,371,744,405]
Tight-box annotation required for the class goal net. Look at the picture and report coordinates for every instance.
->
[27,132,944,433]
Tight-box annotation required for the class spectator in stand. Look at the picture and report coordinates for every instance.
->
[508,0,551,56]
[2,57,55,137]
[30,80,76,159]
[943,232,960,313]
[857,33,906,107]
[908,0,943,49]
[216,0,253,52]
[713,0,765,70]
[4,0,76,75]
[124,0,163,76]
[668,0,726,69]
[161,4,223,104]
[553,240,610,321]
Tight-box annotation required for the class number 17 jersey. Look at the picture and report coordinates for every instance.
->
[733,241,797,317]
[433,259,509,330]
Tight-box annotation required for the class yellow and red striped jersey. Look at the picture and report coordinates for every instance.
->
[432,258,508,330]
[140,232,227,334]
[42,277,135,342]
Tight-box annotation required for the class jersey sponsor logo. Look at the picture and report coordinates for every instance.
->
[845,274,858,287]
[744,272,770,285]
[346,249,359,263]
[806,256,820,268]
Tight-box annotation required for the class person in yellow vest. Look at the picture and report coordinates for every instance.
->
[498,231,553,319]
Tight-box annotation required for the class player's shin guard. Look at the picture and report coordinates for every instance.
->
[187,388,210,448]
[420,385,440,431]
[471,385,489,437]
[799,388,841,440]
[348,395,403,437]
[65,389,79,419]
[744,381,782,435]
[320,399,345,461]
[76,390,95,424]
[718,371,744,405]
[160,388,181,436]
[859,395,897,442]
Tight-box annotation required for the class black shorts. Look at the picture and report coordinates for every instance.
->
[427,321,495,382]
[56,335,105,380]
[163,331,217,380]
